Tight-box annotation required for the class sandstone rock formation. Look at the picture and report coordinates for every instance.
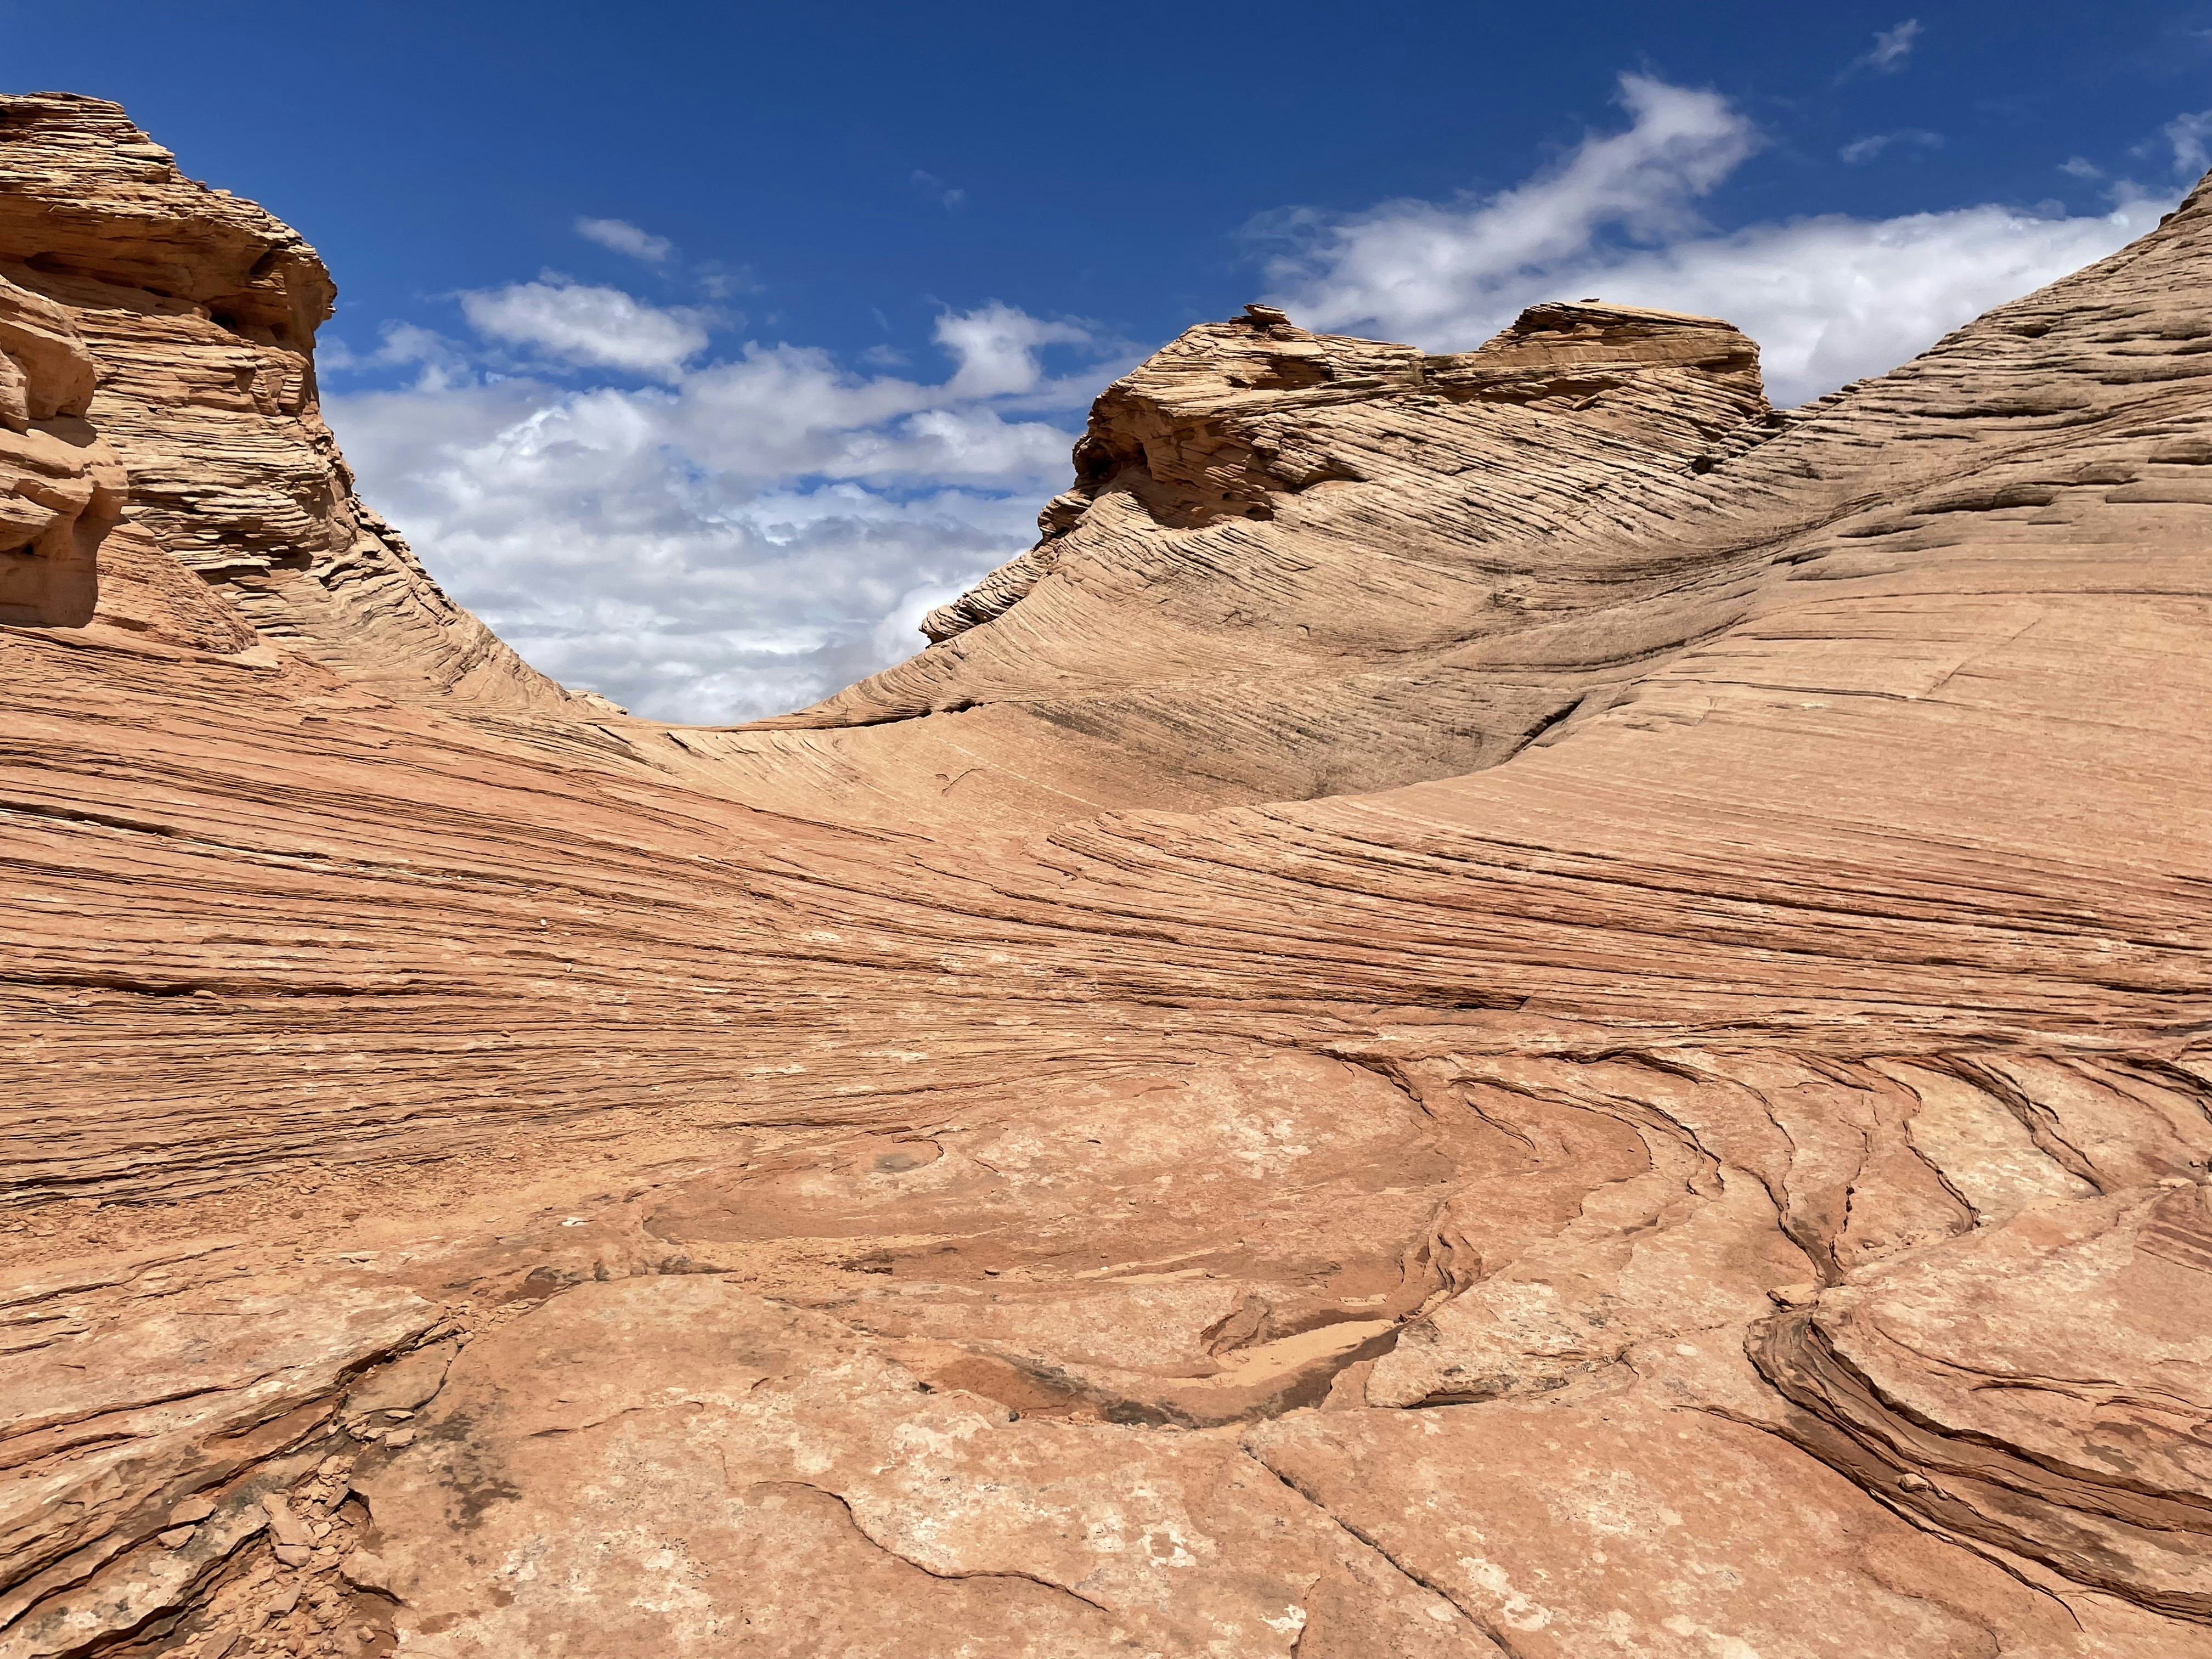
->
[3,92,2210,1659]
[0,94,569,707]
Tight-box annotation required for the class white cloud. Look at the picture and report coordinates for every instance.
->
[575,216,675,262]
[457,278,714,379]
[1866,19,1922,71]
[1256,76,1757,352]
[872,578,969,664]
[935,302,1094,398]
[1839,129,1942,165]
[2165,110,2212,176]
[1550,199,2166,404]
[318,320,473,386]
[328,301,1110,722]
[1261,73,2175,406]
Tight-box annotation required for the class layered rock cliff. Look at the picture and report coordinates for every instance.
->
[0,93,567,708]
[4,93,2211,1659]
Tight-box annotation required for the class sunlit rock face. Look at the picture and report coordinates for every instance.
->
[0,92,570,697]
[4,91,2212,1659]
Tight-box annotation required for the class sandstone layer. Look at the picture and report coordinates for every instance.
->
[3,92,2210,1659]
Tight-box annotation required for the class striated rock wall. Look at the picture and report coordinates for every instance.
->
[2,95,2211,1659]
[0,269,117,626]
[743,296,1783,808]
[0,93,567,710]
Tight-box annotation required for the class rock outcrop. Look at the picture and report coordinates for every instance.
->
[743,296,1780,808]
[0,93,568,709]
[3,93,2210,1659]
[0,269,118,627]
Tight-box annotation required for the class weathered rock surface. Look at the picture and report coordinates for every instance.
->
[0,93,571,708]
[743,296,1780,810]
[3,92,2211,1658]
[0,268,119,628]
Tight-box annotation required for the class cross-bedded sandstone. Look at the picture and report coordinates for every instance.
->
[2,92,2210,1659]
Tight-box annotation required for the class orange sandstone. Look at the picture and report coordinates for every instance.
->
[2,91,2210,1658]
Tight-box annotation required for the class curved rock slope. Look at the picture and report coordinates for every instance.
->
[743,297,1774,805]
[3,92,2211,1659]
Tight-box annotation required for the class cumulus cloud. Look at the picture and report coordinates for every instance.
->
[457,278,715,378]
[575,216,675,262]
[328,299,1112,722]
[936,302,1095,398]
[1261,73,2174,405]
[1556,200,2165,403]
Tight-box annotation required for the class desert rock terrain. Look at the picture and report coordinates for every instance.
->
[3,90,2211,1658]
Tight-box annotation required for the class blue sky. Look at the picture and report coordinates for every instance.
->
[11,1,2212,720]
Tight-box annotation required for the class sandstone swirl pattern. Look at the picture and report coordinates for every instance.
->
[2,91,2209,1659]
